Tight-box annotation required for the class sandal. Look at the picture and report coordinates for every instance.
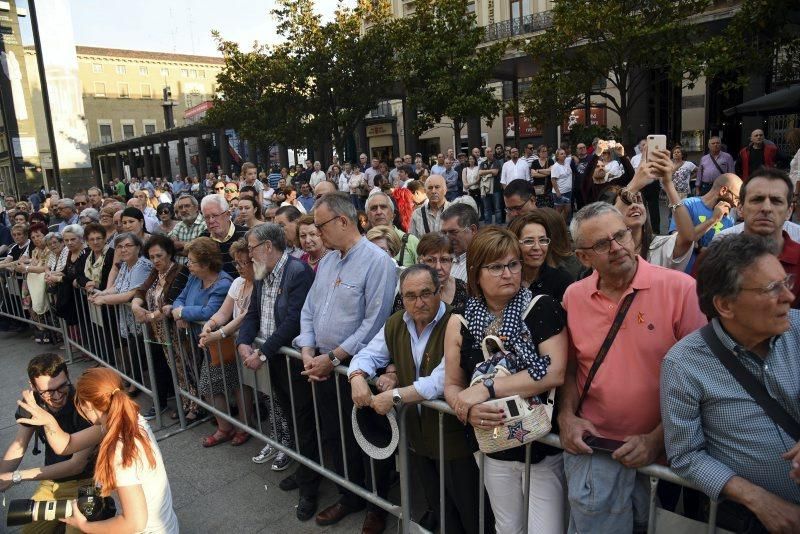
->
[231,430,251,446]
[201,428,235,448]
[185,411,199,422]
[170,410,179,420]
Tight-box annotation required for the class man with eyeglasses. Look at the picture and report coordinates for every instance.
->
[662,234,800,533]
[348,264,483,533]
[440,203,479,281]
[168,194,207,265]
[199,194,247,277]
[55,199,79,233]
[712,168,800,307]
[365,192,419,267]
[72,193,89,214]
[559,202,706,533]
[502,179,537,222]
[296,192,396,530]
[0,353,94,533]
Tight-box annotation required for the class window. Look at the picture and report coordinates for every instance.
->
[160,68,169,77]
[92,63,102,73]
[510,0,534,18]
[118,83,129,98]
[181,69,189,77]
[198,70,206,78]
[189,69,197,78]
[139,66,148,76]
[141,84,151,98]
[143,121,157,135]
[122,123,135,140]
[116,65,126,75]
[98,123,113,144]
[94,82,106,97]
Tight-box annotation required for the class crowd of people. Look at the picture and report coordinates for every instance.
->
[0,129,799,534]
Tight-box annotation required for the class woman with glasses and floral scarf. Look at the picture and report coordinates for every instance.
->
[443,226,568,534]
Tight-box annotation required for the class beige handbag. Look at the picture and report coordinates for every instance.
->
[468,295,556,454]
[26,272,49,315]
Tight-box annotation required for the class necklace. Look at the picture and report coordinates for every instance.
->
[308,249,330,266]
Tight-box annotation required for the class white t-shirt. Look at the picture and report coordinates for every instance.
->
[550,161,573,194]
[114,417,179,534]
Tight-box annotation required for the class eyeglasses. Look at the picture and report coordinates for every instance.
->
[577,228,632,254]
[37,380,71,399]
[247,241,268,254]
[441,228,467,239]
[314,216,340,230]
[618,189,644,205]
[214,186,225,191]
[421,256,453,267]
[519,237,551,248]
[482,259,523,276]
[401,289,439,303]
[203,211,229,222]
[505,198,531,213]
[117,243,138,250]
[741,274,795,298]
[224,188,238,193]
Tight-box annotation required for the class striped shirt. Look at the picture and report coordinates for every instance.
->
[168,214,207,265]
[258,251,288,341]
[661,313,800,502]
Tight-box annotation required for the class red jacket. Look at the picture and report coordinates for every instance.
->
[738,143,777,181]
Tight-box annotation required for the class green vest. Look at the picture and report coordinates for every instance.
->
[384,305,471,460]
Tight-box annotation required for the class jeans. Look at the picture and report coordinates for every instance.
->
[563,451,649,533]
[481,452,566,534]
[482,191,503,225]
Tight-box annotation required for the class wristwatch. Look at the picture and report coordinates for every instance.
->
[219,328,227,338]
[392,388,403,406]
[12,470,22,485]
[482,377,496,399]
[327,350,341,367]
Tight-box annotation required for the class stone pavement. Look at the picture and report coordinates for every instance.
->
[0,329,396,533]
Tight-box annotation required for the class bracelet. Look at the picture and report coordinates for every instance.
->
[219,328,227,338]
[348,370,367,383]
[668,202,683,212]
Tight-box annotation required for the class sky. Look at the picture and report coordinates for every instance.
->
[20,0,354,56]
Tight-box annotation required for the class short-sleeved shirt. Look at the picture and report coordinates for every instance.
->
[115,416,179,533]
[479,158,503,191]
[562,257,707,441]
[38,392,93,482]
[669,196,735,272]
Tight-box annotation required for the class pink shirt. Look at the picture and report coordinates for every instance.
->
[562,257,706,441]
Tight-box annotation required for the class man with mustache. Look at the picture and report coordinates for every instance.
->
[559,202,706,532]
[237,223,319,521]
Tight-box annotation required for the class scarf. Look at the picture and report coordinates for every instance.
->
[464,287,550,382]
[84,247,108,286]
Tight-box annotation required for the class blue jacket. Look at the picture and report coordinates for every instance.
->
[237,255,314,360]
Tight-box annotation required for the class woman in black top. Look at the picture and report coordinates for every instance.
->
[444,227,568,534]
[530,145,554,208]
[509,212,575,301]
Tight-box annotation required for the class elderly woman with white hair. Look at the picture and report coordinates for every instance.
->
[45,224,86,343]
[79,207,100,225]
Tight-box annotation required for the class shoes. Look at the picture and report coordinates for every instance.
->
[272,451,292,471]
[252,444,278,464]
[142,405,168,421]
[231,430,251,446]
[296,496,317,521]
[361,510,387,534]
[201,428,235,448]
[315,502,365,526]
[279,474,298,491]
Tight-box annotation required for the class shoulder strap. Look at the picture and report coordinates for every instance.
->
[710,154,725,175]
[700,324,800,441]
[398,232,409,265]
[576,290,638,416]
[421,206,430,234]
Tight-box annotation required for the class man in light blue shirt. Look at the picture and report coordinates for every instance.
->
[295,192,397,531]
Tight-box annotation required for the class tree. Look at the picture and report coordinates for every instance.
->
[522,0,712,144]
[392,0,508,147]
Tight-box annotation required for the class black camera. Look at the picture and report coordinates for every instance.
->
[6,485,116,527]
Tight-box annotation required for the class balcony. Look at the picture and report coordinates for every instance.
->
[483,12,553,42]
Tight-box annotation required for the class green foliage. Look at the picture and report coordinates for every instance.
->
[391,0,508,138]
[522,0,712,143]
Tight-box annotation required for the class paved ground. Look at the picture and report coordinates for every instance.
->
[0,328,398,533]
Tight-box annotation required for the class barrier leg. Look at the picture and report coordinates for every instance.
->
[398,405,411,534]
[647,476,659,534]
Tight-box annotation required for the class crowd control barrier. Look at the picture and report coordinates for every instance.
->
[0,283,730,533]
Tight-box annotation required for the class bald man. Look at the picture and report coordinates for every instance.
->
[314,180,337,200]
[409,175,450,237]
[736,129,780,182]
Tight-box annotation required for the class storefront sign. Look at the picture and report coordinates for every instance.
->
[504,116,543,138]
[565,107,607,130]
[366,123,392,137]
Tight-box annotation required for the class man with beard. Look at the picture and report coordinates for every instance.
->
[237,223,319,521]
[168,193,207,265]
[669,172,741,273]
[0,353,95,534]
[365,192,419,266]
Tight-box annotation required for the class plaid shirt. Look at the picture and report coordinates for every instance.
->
[661,312,800,502]
[258,251,288,341]
[168,213,207,264]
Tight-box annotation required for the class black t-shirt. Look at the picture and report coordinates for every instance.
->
[200,224,248,278]
[480,158,504,191]
[748,146,765,172]
[36,390,94,482]
[459,295,566,463]
[527,263,575,302]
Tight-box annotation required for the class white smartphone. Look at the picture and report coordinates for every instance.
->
[645,134,667,162]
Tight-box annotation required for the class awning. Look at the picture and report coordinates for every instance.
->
[724,84,800,116]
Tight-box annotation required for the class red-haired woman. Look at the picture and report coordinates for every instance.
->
[391,186,415,232]
[17,367,179,533]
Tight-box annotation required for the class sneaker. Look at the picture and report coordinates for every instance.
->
[142,406,168,421]
[252,444,278,464]
[272,451,292,471]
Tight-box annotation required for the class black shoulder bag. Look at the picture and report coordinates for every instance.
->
[576,290,638,416]
[420,206,431,234]
[700,324,800,441]
[397,232,410,265]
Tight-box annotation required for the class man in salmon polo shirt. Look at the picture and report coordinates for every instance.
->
[558,201,707,533]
